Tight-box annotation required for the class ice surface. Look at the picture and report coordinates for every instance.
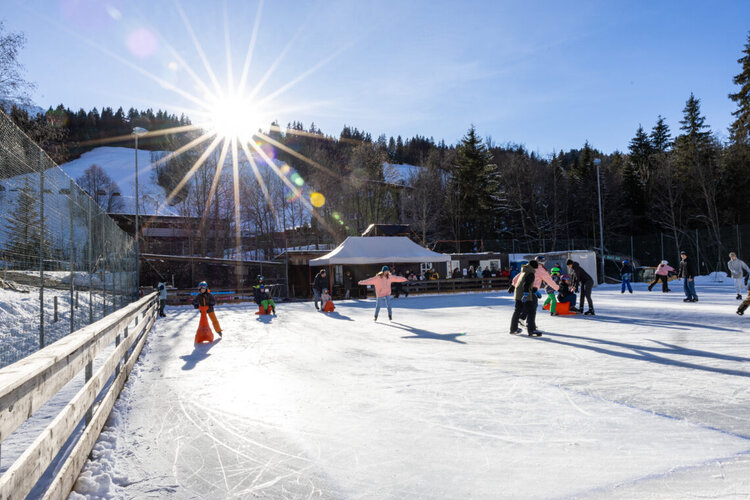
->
[72,278,750,498]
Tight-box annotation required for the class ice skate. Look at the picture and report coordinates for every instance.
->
[509,328,522,335]
[528,330,543,337]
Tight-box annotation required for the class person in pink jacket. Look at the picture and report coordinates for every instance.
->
[358,266,408,321]
[648,260,674,293]
[511,256,560,292]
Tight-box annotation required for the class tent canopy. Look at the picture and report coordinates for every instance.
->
[309,236,450,266]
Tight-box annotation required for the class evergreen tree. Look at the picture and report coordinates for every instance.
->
[4,177,46,267]
[624,125,651,225]
[650,115,672,153]
[729,31,750,145]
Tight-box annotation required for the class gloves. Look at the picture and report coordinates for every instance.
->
[507,285,515,294]
[522,292,529,303]
[535,291,542,299]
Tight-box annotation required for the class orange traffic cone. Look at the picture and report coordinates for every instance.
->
[195,305,215,343]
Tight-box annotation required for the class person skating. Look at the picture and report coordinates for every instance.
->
[253,275,265,308]
[557,274,577,310]
[157,281,167,317]
[620,260,634,294]
[678,251,699,302]
[543,267,562,315]
[567,259,595,315]
[312,269,327,311]
[192,281,222,339]
[727,252,750,300]
[358,266,408,321]
[257,284,277,315]
[509,260,542,336]
[648,260,674,292]
[511,256,559,322]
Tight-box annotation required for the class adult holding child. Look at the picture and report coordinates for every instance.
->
[358,266,408,321]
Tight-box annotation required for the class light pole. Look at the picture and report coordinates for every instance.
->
[132,127,148,296]
[594,158,605,284]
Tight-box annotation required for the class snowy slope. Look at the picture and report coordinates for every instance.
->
[65,278,750,498]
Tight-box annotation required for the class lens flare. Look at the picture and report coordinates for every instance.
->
[127,28,159,59]
[290,173,304,187]
[310,192,325,208]
[280,163,291,175]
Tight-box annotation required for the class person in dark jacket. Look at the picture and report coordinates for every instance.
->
[344,270,355,299]
[510,261,542,336]
[557,274,577,310]
[157,281,167,317]
[678,251,698,302]
[567,259,595,315]
[192,281,222,337]
[312,269,327,311]
[253,275,265,305]
[620,260,634,294]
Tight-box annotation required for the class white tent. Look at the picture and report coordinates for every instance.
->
[309,237,450,265]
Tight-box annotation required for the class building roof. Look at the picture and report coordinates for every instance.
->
[309,236,450,265]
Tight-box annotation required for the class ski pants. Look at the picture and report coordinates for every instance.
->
[158,299,166,316]
[261,299,275,312]
[375,295,392,318]
[511,297,537,333]
[734,278,745,295]
[208,311,222,333]
[558,293,576,309]
[543,292,557,313]
[621,273,633,293]
[579,280,594,311]
[649,275,670,292]
[683,279,698,301]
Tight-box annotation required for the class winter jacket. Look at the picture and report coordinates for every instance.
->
[558,282,574,299]
[482,268,491,278]
[192,290,216,313]
[620,263,634,277]
[313,272,328,293]
[253,285,267,305]
[679,257,697,279]
[513,264,536,301]
[655,263,674,276]
[545,274,561,294]
[358,273,408,298]
[321,291,332,303]
[569,262,593,288]
[727,258,750,279]
[512,264,560,291]
[344,273,354,290]
[157,282,167,300]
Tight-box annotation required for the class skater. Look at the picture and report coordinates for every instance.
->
[567,259,595,315]
[557,274,577,310]
[511,256,559,321]
[727,252,750,300]
[648,260,674,293]
[543,267,562,315]
[257,284,276,315]
[321,288,335,312]
[192,281,222,339]
[509,260,542,336]
[678,251,698,302]
[620,260,634,294]
[253,275,265,307]
[344,270,354,299]
[358,266,408,321]
[157,281,167,317]
[312,269,327,311]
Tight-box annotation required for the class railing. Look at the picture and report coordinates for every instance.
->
[341,276,511,298]
[164,284,283,306]
[0,292,158,500]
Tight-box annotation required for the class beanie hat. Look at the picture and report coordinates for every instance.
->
[661,260,668,265]
[566,259,574,266]
[550,267,561,275]
[381,265,390,272]
[529,260,539,269]
[680,250,687,256]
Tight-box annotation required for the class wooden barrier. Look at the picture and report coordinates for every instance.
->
[341,276,510,299]
[164,284,283,306]
[0,292,158,500]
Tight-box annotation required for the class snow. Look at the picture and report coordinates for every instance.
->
[383,162,422,185]
[6,276,749,498]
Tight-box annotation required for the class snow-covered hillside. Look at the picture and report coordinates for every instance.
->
[48,277,750,498]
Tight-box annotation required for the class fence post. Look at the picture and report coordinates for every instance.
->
[737,224,741,256]
[660,232,664,261]
[630,235,634,262]
[84,361,93,425]
[75,291,79,309]
[39,152,45,349]
[54,296,58,322]
[70,178,75,334]
[696,228,700,273]
[88,197,93,324]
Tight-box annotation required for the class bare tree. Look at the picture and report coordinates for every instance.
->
[76,164,123,212]
[0,22,35,107]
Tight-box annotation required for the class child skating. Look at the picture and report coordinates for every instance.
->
[191,281,222,342]
[358,266,408,321]
[257,284,277,315]
[543,267,562,315]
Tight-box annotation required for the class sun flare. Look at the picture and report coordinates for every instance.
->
[206,94,262,141]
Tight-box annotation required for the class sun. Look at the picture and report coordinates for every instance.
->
[206,93,263,141]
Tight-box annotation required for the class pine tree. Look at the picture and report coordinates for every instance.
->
[729,32,750,145]
[650,115,672,153]
[624,125,651,225]
[4,177,45,267]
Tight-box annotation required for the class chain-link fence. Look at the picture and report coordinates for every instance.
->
[0,111,137,368]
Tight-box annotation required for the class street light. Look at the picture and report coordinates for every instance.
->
[593,158,604,284]
[132,126,148,296]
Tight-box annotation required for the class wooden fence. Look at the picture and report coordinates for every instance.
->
[336,276,511,299]
[0,292,158,500]
[163,284,283,306]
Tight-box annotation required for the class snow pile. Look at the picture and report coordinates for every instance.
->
[70,279,750,498]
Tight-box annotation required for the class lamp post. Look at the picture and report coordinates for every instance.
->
[594,158,604,284]
[132,127,148,296]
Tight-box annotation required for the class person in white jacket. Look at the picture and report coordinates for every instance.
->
[728,252,750,300]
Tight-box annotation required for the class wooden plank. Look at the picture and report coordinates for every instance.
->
[0,313,147,500]
[42,308,153,500]
[0,294,156,443]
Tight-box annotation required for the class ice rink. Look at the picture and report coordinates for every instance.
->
[72,278,750,499]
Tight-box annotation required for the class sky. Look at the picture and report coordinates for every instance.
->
[3,0,750,156]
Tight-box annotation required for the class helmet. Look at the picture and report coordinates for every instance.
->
[198,281,208,289]
[550,267,561,275]
[257,274,264,281]
[623,260,629,264]
[535,255,547,263]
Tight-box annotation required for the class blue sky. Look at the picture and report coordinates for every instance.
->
[4,0,750,155]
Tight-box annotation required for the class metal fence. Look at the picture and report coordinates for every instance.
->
[0,110,137,368]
